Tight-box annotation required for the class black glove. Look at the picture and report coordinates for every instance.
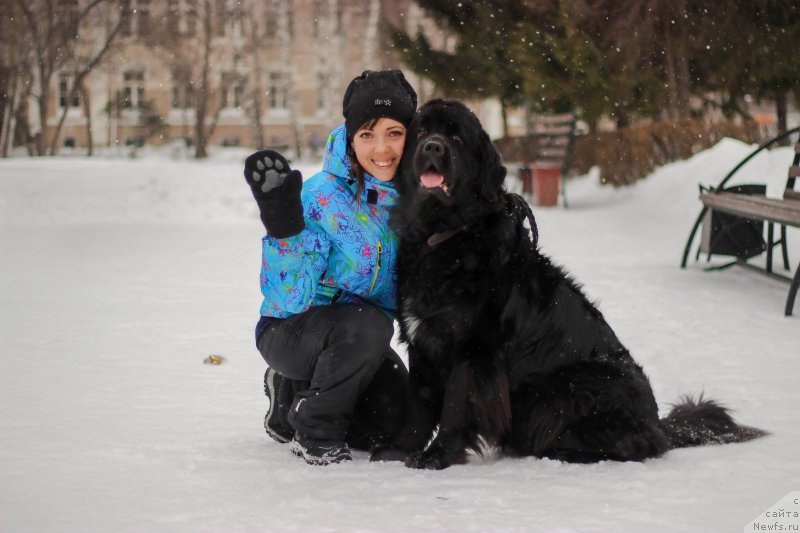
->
[244,150,305,238]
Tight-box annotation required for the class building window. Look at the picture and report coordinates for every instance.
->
[167,0,198,35]
[59,75,80,108]
[311,0,338,36]
[167,0,180,34]
[221,72,243,109]
[122,71,145,110]
[259,1,290,41]
[171,66,193,109]
[137,0,151,37]
[167,0,197,37]
[186,5,197,37]
[214,0,243,38]
[57,0,80,38]
[268,72,287,110]
[120,0,132,36]
[120,0,150,37]
[261,3,278,43]
[172,83,194,109]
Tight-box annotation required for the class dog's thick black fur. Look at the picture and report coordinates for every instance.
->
[372,99,765,470]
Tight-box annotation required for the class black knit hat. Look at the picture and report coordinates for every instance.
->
[342,70,418,141]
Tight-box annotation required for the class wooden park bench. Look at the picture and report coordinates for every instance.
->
[495,113,578,206]
[681,126,800,316]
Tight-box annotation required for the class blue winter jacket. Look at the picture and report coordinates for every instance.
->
[257,124,399,335]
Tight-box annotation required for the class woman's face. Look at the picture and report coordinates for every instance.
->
[351,118,406,182]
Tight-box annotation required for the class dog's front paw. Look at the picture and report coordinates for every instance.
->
[405,450,435,469]
[405,441,470,470]
[404,448,458,470]
[369,447,408,463]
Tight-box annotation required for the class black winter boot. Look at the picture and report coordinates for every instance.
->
[263,368,294,443]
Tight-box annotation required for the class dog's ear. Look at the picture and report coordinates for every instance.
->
[479,130,506,203]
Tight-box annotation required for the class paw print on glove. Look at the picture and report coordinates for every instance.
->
[243,149,305,238]
[245,150,296,195]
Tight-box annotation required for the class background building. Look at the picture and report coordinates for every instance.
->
[2,0,468,157]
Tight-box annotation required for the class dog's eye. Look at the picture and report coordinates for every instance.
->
[416,129,427,139]
[451,134,463,145]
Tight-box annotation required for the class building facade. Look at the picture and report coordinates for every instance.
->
[12,0,460,156]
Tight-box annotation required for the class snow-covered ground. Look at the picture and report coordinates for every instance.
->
[1,139,798,532]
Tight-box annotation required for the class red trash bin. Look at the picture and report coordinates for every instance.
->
[518,165,533,195]
[532,163,561,207]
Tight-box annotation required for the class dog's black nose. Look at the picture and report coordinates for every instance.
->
[423,139,445,155]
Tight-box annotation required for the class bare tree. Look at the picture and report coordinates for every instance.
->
[193,0,214,158]
[150,0,223,159]
[79,79,94,155]
[12,0,126,155]
[0,1,31,156]
[240,0,267,149]
[315,0,342,129]
[363,0,381,69]
[276,0,303,158]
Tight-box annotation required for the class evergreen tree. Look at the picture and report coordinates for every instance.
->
[394,0,798,133]
[391,0,532,135]
[700,0,800,134]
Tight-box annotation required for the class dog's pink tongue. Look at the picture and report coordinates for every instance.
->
[420,172,445,189]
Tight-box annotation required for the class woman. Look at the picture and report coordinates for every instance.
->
[243,70,417,465]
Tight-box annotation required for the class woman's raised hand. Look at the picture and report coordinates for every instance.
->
[244,150,305,238]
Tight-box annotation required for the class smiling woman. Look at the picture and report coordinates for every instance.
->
[242,70,418,466]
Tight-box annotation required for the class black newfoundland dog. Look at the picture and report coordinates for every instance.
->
[372,99,764,470]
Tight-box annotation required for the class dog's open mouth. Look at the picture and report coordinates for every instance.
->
[419,168,450,195]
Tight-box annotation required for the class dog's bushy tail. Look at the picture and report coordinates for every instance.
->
[659,395,767,449]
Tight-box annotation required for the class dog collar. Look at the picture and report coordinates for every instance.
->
[426,227,465,247]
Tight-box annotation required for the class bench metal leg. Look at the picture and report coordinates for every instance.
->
[767,223,774,273]
[780,224,790,271]
[681,207,708,268]
[704,261,737,272]
[786,261,800,316]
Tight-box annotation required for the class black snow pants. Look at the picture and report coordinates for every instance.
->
[257,303,408,446]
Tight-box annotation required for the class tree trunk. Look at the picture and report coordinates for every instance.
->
[662,1,691,121]
[775,88,788,144]
[194,0,212,159]
[500,97,509,138]
[363,0,380,68]
[0,70,19,157]
[47,13,125,155]
[49,81,73,155]
[615,109,630,129]
[663,32,680,120]
[16,0,52,156]
[82,81,94,156]
[16,0,124,156]
[315,0,340,128]
[675,50,691,118]
[523,100,532,136]
[37,82,50,156]
[277,1,302,159]
[244,1,265,149]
